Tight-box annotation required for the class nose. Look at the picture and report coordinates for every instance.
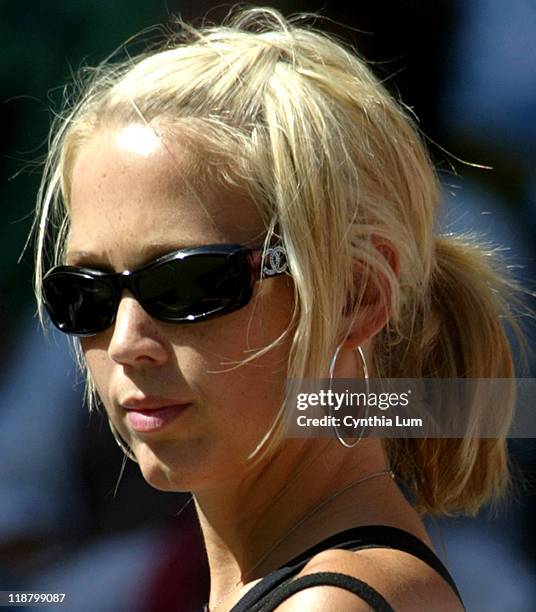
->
[108,291,170,367]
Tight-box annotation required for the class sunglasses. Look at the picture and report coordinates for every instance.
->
[42,244,288,336]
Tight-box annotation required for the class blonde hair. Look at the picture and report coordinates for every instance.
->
[33,8,528,515]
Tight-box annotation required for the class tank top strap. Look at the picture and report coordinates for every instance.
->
[229,525,463,611]
[283,524,461,598]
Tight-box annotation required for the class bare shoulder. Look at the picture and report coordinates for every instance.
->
[272,547,464,612]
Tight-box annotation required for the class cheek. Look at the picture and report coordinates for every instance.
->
[194,282,293,411]
[81,340,114,402]
[190,279,293,369]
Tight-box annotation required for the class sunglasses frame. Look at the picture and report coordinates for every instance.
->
[42,244,288,336]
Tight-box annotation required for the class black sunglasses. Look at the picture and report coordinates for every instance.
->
[42,244,288,336]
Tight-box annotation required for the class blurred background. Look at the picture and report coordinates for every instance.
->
[1,1,535,610]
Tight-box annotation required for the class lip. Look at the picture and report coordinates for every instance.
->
[121,396,192,432]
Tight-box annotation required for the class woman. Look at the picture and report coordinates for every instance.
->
[33,8,523,611]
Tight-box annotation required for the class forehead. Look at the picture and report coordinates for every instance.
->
[67,125,264,268]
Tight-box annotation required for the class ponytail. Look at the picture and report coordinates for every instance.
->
[381,236,526,514]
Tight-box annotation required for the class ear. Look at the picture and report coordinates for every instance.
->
[342,237,399,349]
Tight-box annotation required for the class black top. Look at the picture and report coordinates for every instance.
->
[224,525,464,611]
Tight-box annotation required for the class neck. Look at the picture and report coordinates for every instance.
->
[195,438,405,610]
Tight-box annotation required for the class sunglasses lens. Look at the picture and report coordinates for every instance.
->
[137,254,248,321]
[43,272,117,334]
[42,249,255,334]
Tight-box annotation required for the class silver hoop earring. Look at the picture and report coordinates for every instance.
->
[107,418,138,463]
[328,344,369,448]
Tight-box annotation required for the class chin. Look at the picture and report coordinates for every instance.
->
[132,438,214,493]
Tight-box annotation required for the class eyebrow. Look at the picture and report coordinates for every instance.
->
[64,250,105,267]
[65,241,198,267]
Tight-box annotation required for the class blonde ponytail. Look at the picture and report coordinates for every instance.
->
[379,236,525,514]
